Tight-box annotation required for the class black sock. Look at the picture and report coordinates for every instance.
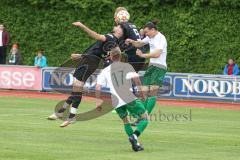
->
[69,113,75,118]
[66,98,72,105]
[68,92,82,119]
[133,130,141,137]
[58,108,66,113]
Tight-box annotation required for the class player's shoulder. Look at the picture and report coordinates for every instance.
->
[112,62,135,71]
[111,61,130,66]
[105,33,114,39]
[122,62,133,68]
[154,32,166,41]
[158,32,166,39]
[101,65,111,74]
[109,62,126,69]
[105,33,118,41]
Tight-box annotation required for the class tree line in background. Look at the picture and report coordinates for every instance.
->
[1,0,240,74]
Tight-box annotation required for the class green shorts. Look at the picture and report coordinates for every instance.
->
[115,99,146,119]
[143,65,167,86]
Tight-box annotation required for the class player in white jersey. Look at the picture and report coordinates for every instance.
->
[125,20,167,114]
[95,47,148,152]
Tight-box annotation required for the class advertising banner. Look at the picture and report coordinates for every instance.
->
[162,73,240,102]
[0,65,42,90]
[42,68,240,102]
[42,67,109,93]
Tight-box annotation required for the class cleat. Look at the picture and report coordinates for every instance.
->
[129,134,140,152]
[60,117,76,128]
[136,143,144,151]
[48,112,63,120]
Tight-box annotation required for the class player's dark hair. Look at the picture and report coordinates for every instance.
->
[144,19,159,30]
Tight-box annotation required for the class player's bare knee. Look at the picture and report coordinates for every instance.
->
[148,85,159,96]
[73,79,84,92]
[140,112,149,120]
[122,117,129,124]
[140,85,159,97]
[139,86,148,97]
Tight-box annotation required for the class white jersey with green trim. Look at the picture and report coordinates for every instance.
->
[142,32,167,68]
[97,62,138,108]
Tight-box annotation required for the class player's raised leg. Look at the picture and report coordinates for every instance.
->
[59,53,102,127]
[115,101,148,152]
[143,65,166,114]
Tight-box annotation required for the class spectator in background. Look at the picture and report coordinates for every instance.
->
[7,43,22,65]
[0,24,10,64]
[223,58,239,75]
[34,50,47,68]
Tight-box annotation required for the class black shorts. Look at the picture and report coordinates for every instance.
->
[127,52,145,72]
[73,54,101,82]
[128,61,145,72]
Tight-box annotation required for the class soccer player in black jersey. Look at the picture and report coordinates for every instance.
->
[114,7,146,72]
[48,21,123,127]
[114,7,148,126]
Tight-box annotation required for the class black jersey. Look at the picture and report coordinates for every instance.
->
[121,22,140,40]
[84,33,118,58]
[119,22,140,52]
[119,22,146,71]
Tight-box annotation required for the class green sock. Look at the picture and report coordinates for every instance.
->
[124,123,133,137]
[135,119,148,137]
[145,96,157,114]
[144,98,148,109]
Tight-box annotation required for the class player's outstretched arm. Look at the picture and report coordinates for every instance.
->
[73,21,106,42]
[136,49,162,58]
[71,53,81,60]
[125,38,145,48]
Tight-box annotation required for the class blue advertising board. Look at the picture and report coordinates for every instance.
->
[42,67,109,93]
[161,73,240,102]
[42,67,240,102]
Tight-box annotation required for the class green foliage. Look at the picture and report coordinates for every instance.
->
[0,0,240,74]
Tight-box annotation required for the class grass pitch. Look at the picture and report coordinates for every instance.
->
[0,96,240,160]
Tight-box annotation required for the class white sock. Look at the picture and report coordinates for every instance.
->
[63,102,69,109]
[70,107,78,114]
[133,134,138,140]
